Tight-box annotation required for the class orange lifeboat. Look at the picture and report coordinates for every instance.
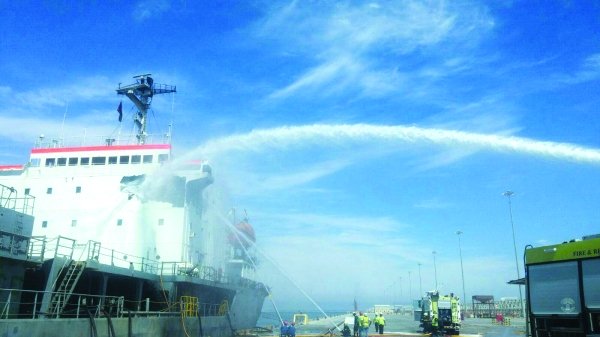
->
[228,220,256,248]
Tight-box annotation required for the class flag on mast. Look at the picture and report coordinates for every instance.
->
[117,101,123,122]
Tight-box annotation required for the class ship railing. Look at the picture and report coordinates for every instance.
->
[0,184,35,215]
[175,299,223,317]
[116,300,221,317]
[90,242,160,273]
[0,288,124,319]
[199,302,223,317]
[27,236,46,262]
[43,236,77,260]
[33,132,171,149]
[22,236,259,288]
[159,262,229,284]
[27,236,158,274]
[236,278,267,291]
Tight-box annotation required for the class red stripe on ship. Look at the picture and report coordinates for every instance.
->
[0,165,24,171]
[31,144,171,154]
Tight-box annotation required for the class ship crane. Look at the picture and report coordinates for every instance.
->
[116,74,176,144]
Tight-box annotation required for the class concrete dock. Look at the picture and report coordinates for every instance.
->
[269,313,526,337]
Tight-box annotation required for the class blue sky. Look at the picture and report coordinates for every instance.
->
[1,1,600,311]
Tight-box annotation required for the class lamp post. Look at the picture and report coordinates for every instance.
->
[399,277,403,304]
[503,190,525,318]
[432,251,438,290]
[456,230,467,310]
[418,263,423,296]
[408,271,412,301]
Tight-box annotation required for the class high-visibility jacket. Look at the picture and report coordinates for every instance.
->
[378,316,385,326]
[359,315,370,328]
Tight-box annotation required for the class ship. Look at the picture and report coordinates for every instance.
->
[0,75,268,337]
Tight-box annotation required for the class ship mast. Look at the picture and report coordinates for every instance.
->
[116,74,176,144]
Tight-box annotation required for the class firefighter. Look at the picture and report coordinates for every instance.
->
[280,321,289,337]
[377,314,385,334]
[359,312,370,337]
[342,324,352,337]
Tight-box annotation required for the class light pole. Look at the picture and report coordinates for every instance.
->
[432,251,438,290]
[397,277,403,304]
[418,263,423,296]
[456,230,467,309]
[408,271,412,301]
[503,190,525,318]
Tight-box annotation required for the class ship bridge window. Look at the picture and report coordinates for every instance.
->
[24,188,30,195]
[131,155,141,164]
[92,157,106,165]
[68,157,78,166]
[108,156,118,165]
[57,157,67,166]
[45,158,56,167]
[117,219,123,226]
[119,156,129,164]
[30,158,40,167]
[143,155,153,164]
[81,157,90,165]
[41,221,47,228]
[46,187,52,194]
[71,220,77,227]
[75,186,81,193]
[158,218,164,226]
[158,154,169,163]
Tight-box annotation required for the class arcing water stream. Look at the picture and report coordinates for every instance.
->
[141,123,600,329]
[217,212,343,331]
[190,124,600,164]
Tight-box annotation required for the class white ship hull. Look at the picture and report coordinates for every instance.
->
[0,75,267,336]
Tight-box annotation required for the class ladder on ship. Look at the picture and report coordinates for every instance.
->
[14,213,23,235]
[47,260,86,317]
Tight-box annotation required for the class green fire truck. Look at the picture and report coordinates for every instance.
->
[525,234,600,337]
[419,291,461,335]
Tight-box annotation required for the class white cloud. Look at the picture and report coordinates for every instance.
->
[259,212,404,235]
[560,53,600,84]
[413,198,454,209]
[526,53,600,91]
[0,114,120,146]
[269,57,361,99]
[257,1,494,100]
[0,86,12,97]
[132,0,171,22]
[0,73,180,147]
[7,76,115,110]
[257,159,352,191]
[253,211,519,307]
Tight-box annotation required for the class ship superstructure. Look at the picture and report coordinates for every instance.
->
[0,75,267,337]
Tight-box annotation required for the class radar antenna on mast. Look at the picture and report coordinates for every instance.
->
[116,74,176,144]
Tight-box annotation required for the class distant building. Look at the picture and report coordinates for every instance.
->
[373,305,394,314]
